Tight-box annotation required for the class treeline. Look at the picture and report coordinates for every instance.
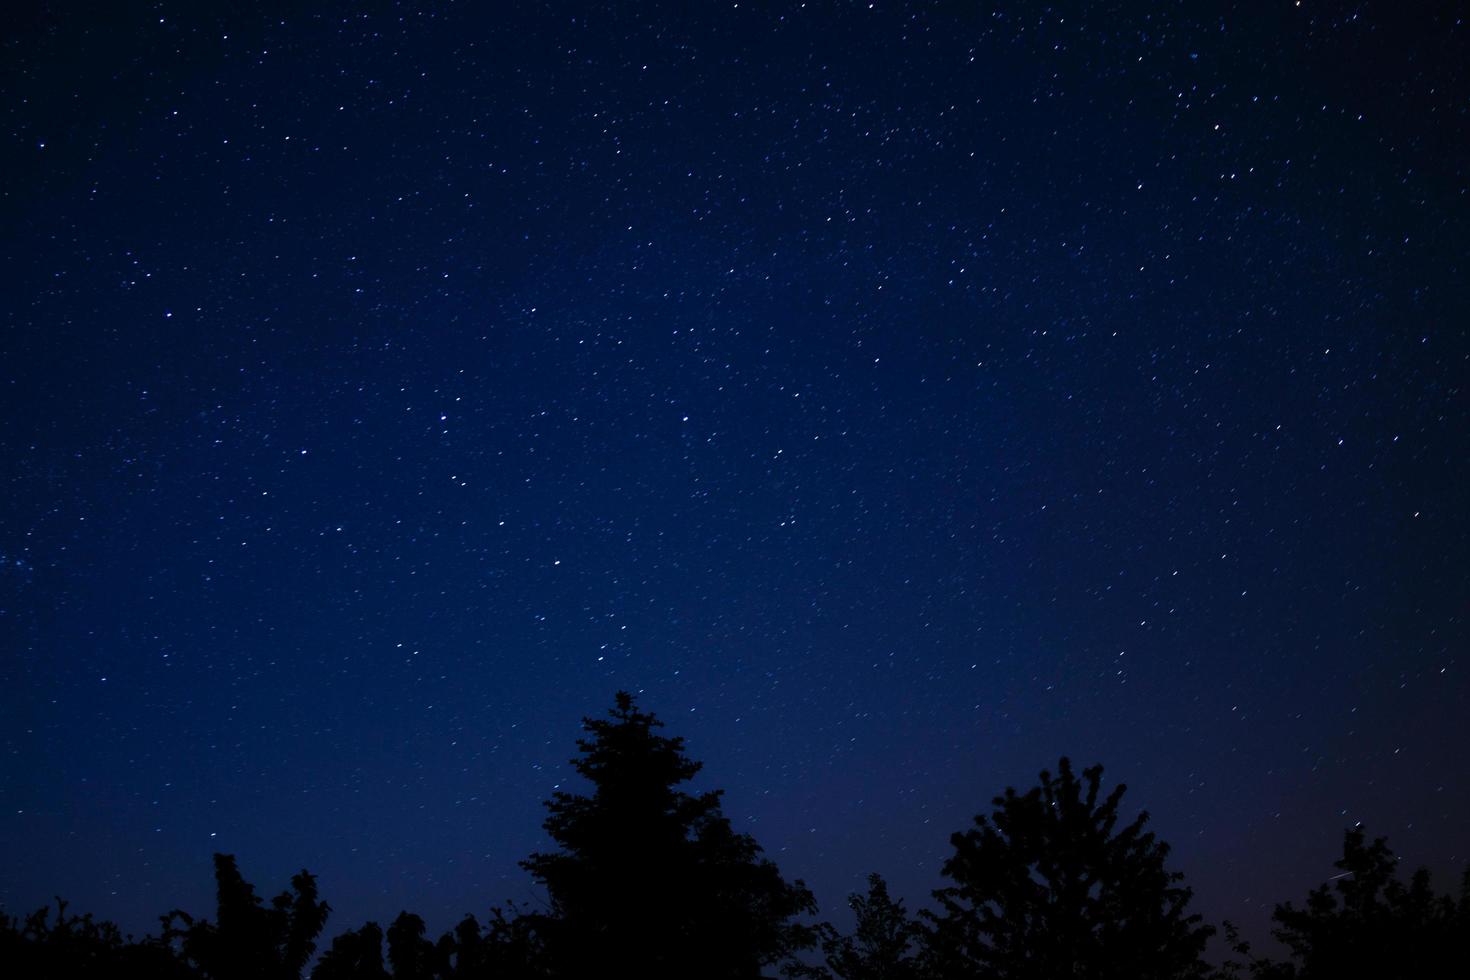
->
[4,693,1465,979]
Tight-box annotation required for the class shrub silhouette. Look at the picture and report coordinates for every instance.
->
[0,898,191,980]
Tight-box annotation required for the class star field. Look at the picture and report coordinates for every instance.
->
[2,0,1466,948]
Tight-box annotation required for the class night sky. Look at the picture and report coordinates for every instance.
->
[3,0,1467,951]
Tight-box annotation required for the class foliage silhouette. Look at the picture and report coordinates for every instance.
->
[440,906,545,980]
[0,897,191,980]
[434,914,490,980]
[7,700,1466,980]
[385,912,437,980]
[923,757,1213,980]
[163,853,330,980]
[520,690,817,979]
[793,873,926,980]
[313,921,389,980]
[1248,826,1467,980]
[308,907,543,980]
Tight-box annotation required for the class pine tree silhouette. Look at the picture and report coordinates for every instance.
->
[521,691,816,979]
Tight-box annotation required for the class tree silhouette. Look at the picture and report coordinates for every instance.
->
[384,912,439,980]
[521,690,817,979]
[20,701,1469,980]
[435,907,545,980]
[0,898,193,980]
[795,873,926,980]
[1260,826,1466,979]
[313,922,389,980]
[165,853,330,980]
[310,907,546,980]
[924,758,1212,980]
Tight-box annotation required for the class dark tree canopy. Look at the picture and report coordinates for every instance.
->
[385,912,438,980]
[9,702,1462,980]
[521,691,817,979]
[307,908,542,980]
[0,898,191,980]
[924,758,1213,980]
[797,873,926,980]
[1261,827,1467,980]
[164,853,330,980]
[312,921,389,980]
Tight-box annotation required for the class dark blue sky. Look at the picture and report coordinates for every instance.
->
[3,0,1466,951]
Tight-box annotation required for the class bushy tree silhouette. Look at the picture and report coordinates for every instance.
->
[310,907,545,980]
[165,853,330,980]
[385,912,438,980]
[313,921,389,980]
[1259,826,1466,979]
[795,873,926,980]
[521,691,816,979]
[0,898,192,980]
[436,907,545,980]
[433,915,486,980]
[924,758,1212,980]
